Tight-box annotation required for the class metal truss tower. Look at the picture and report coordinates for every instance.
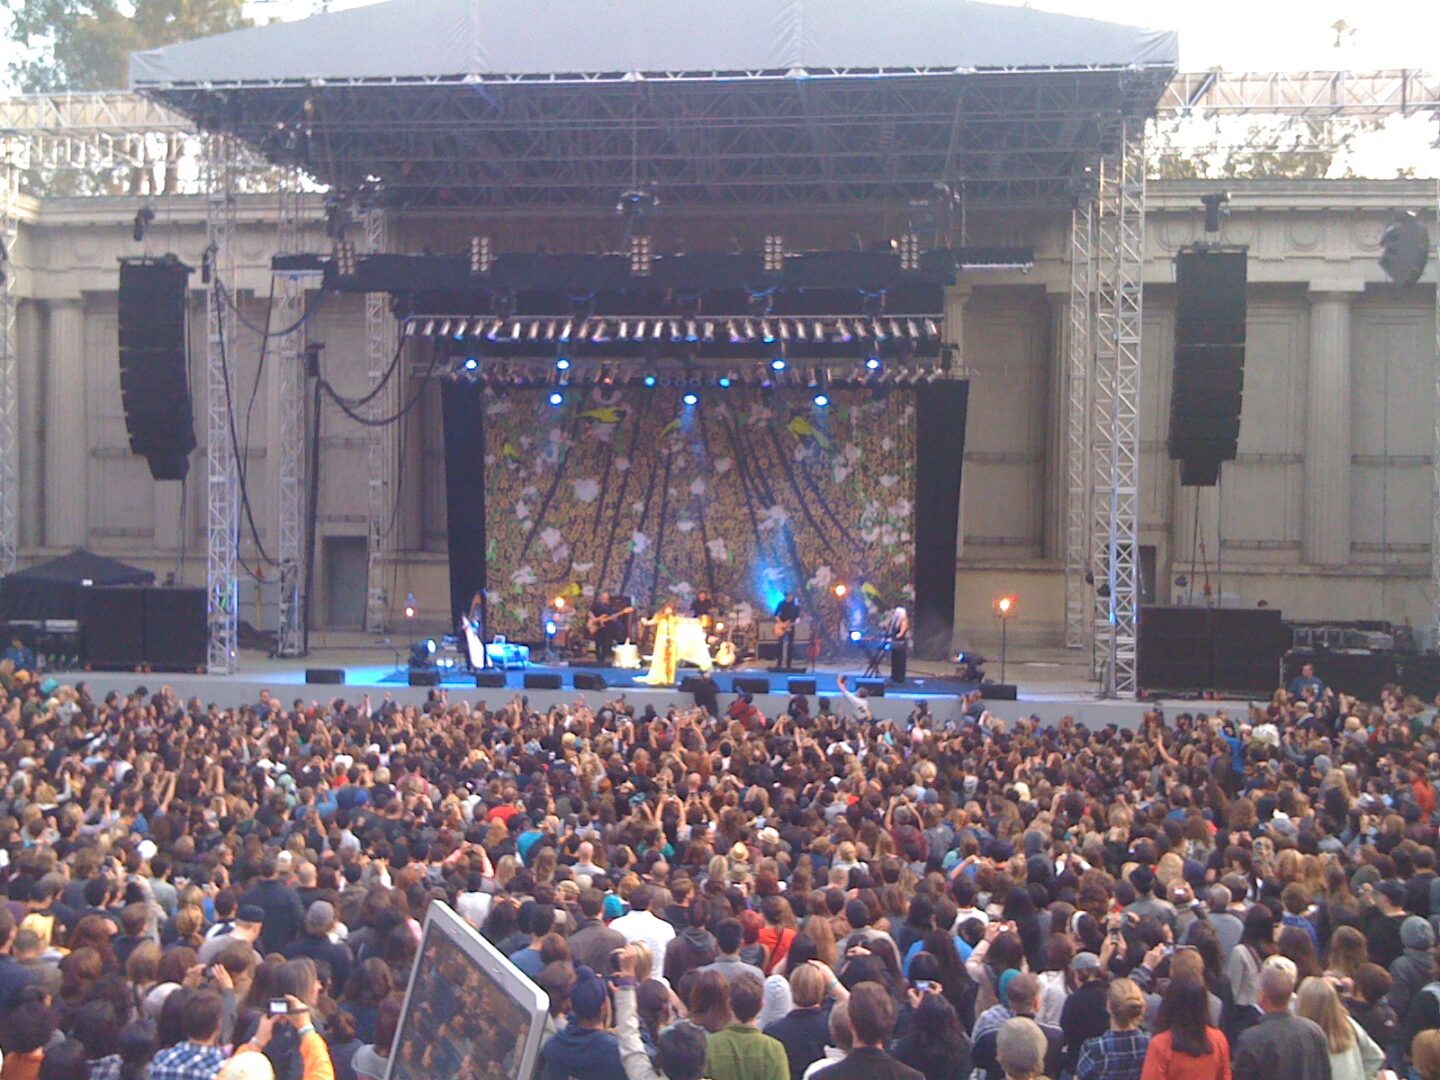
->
[363,207,396,633]
[204,135,240,673]
[273,169,309,657]
[1063,201,1095,651]
[1089,117,1146,698]
[0,149,18,576]
[1434,177,1440,640]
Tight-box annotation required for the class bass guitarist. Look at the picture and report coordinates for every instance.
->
[772,591,801,671]
[587,590,633,663]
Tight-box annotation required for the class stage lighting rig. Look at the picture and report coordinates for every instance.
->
[132,206,156,243]
[470,235,493,274]
[1200,192,1230,234]
[764,234,785,274]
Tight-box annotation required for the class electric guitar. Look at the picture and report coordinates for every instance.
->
[587,606,634,635]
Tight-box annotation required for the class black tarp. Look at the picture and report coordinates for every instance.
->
[0,549,155,622]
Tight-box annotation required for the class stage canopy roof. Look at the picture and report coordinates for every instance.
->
[131,0,1177,209]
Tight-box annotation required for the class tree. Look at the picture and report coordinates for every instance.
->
[6,0,251,92]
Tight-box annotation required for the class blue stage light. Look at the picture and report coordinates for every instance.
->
[866,356,881,371]
[682,392,698,406]
[548,391,564,406]
[643,374,657,388]
[545,620,557,637]
[770,358,786,371]
[555,357,570,371]
[463,357,478,371]
[425,638,437,654]
[849,629,863,643]
[813,393,830,408]
[718,376,732,388]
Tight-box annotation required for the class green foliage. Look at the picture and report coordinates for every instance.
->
[5,0,251,92]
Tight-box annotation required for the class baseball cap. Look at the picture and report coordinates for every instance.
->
[570,966,608,1019]
[237,905,267,925]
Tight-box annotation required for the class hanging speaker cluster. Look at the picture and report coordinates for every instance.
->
[1378,210,1430,287]
[118,258,196,481]
[1167,248,1247,487]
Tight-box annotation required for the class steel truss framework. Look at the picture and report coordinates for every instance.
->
[0,149,17,577]
[363,208,396,634]
[272,169,310,657]
[1063,202,1094,652]
[204,135,239,673]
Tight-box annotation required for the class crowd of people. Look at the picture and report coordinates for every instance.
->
[1,659,1440,1080]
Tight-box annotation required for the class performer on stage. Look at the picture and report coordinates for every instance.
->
[773,592,801,670]
[691,589,718,626]
[638,602,680,685]
[887,605,911,683]
[588,590,632,663]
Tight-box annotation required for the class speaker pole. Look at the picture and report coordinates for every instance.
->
[203,134,240,674]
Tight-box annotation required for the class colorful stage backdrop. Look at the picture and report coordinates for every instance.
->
[443,382,967,656]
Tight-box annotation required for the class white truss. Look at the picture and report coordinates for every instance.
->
[1434,177,1440,640]
[363,207,396,633]
[204,135,239,673]
[273,169,309,657]
[1158,69,1440,117]
[1063,201,1094,651]
[0,151,17,576]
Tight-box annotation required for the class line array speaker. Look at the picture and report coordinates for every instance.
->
[1168,249,1247,486]
[118,259,196,480]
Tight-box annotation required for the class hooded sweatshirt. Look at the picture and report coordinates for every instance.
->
[664,925,718,986]
[1387,916,1436,1018]
[539,1020,628,1080]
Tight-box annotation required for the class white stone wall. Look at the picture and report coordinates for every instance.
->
[7,182,1438,645]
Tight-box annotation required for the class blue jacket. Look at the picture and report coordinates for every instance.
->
[540,1021,627,1080]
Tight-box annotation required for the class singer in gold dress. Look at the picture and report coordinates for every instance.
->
[637,602,713,684]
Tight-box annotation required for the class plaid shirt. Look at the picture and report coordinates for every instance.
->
[89,1056,123,1080]
[1076,1029,1151,1080]
[149,1041,228,1080]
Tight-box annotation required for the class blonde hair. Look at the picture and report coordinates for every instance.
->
[1295,978,1356,1055]
[1106,978,1145,1028]
[789,963,827,1008]
[1414,1030,1440,1080]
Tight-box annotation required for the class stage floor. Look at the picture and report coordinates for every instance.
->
[71,641,1155,729]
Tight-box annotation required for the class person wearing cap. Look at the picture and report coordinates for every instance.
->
[198,904,265,965]
[1386,915,1436,1019]
[284,901,352,994]
[538,964,627,1080]
[1364,881,1409,969]
[1060,953,1113,1077]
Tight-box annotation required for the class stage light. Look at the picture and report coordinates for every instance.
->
[833,584,847,598]
[849,629,863,643]
[716,621,725,631]
[425,638,437,654]
[718,376,732,389]
[866,356,881,371]
[548,391,565,406]
[404,592,417,620]
[813,393,830,408]
[555,357,571,371]
[463,357,478,372]
[995,594,1018,618]
[682,392,699,406]
[553,596,566,610]
[770,358,786,372]
[643,375,657,388]
[545,619,558,637]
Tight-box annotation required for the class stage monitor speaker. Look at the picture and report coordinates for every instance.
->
[306,668,345,685]
[524,672,562,690]
[980,683,1018,701]
[733,676,770,695]
[408,669,441,687]
[856,678,887,697]
[118,259,196,481]
[80,587,147,670]
[679,675,707,693]
[1169,249,1247,487]
[475,670,506,688]
[573,672,607,691]
[142,587,206,670]
[788,677,817,695]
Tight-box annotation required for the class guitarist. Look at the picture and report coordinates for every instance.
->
[588,590,632,663]
[773,591,801,671]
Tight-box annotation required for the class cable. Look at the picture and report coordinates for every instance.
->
[216,297,280,570]
[241,277,277,466]
[317,341,441,428]
[216,277,324,339]
[328,330,406,411]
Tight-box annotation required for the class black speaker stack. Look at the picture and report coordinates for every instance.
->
[79,586,207,671]
[1137,605,1287,695]
[1168,249,1247,487]
[118,259,196,481]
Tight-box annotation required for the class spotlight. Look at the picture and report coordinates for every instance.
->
[833,584,848,598]
[682,392,699,406]
[995,594,1018,617]
[408,641,434,667]
[463,357,478,372]
[717,376,732,389]
[643,375,657,388]
[849,629,863,643]
[770,358,786,372]
[813,393,829,408]
[548,391,565,406]
[404,592,417,620]
[553,596,566,610]
[426,638,437,654]
[866,356,881,371]
[545,619,558,637]
[556,357,571,371]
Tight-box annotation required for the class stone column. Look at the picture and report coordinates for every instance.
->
[44,298,88,548]
[1303,291,1354,566]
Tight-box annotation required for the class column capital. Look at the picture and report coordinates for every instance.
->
[1307,286,1364,302]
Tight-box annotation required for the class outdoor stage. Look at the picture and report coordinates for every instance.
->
[74,646,1154,729]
